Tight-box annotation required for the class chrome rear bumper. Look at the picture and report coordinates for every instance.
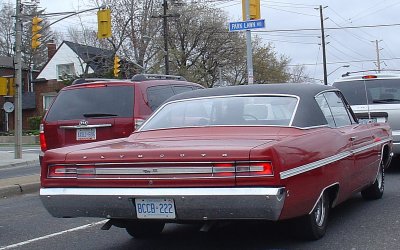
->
[40,187,286,221]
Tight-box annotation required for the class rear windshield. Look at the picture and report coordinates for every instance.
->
[45,85,134,121]
[140,95,298,131]
[334,79,400,105]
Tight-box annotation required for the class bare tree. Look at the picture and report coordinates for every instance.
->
[288,64,314,83]
[0,3,15,57]
[0,2,57,69]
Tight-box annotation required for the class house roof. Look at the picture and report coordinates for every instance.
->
[0,56,14,68]
[64,41,114,72]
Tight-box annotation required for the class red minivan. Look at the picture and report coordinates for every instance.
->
[39,74,204,157]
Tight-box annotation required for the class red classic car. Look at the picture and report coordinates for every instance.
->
[40,84,393,240]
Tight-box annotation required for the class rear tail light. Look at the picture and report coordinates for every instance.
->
[46,161,273,179]
[362,75,377,79]
[236,162,273,177]
[213,161,273,177]
[213,163,235,177]
[39,124,47,152]
[134,118,145,130]
[48,165,95,178]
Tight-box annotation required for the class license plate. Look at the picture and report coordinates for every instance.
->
[76,128,96,140]
[135,198,176,219]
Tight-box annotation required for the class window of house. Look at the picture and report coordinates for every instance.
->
[56,63,75,80]
[43,94,57,111]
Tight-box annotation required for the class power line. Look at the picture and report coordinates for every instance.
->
[251,22,400,33]
[261,5,319,17]
[328,36,370,60]
[287,57,400,67]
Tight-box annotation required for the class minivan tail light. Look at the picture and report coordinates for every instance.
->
[39,124,47,152]
[134,118,145,130]
[362,75,377,79]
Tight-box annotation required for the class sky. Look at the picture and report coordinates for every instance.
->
[21,0,400,84]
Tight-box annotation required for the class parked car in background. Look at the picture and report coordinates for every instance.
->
[333,71,400,159]
[39,74,204,156]
[40,84,392,240]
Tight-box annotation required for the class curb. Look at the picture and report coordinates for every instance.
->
[0,182,40,198]
[0,175,40,198]
[5,160,40,169]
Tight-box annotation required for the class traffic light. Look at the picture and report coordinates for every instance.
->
[242,0,261,20]
[97,9,112,39]
[0,77,15,96]
[32,16,43,49]
[113,55,121,77]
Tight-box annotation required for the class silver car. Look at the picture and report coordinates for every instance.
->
[333,72,400,157]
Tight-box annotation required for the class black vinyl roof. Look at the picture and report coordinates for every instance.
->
[167,83,340,128]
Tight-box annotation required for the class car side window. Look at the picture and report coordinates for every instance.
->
[324,92,352,127]
[173,85,195,94]
[147,85,175,111]
[315,94,336,127]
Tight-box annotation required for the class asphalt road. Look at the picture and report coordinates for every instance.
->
[1,168,400,250]
[0,164,40,179]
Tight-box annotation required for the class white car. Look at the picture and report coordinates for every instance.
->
[333,72,400,159]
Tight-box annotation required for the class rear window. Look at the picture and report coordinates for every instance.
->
[334,79,400,105]
[45,85,134,121]
[140,95,298,131]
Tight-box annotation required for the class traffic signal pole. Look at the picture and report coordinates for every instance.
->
[12,4,106,159]
[14,0,23,158]
[245,0,254,85]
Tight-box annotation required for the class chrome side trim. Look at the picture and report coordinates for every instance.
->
[60,124,112,129]
[351,138,391,155]
[280,137,392,180]
[280,151,352,180]
[308,182,339,214]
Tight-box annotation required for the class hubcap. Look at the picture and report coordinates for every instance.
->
[314,195,326,227]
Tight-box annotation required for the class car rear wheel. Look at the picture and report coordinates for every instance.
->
[298,192,330,240]
[125,220,165,239]
[361,162,384,200]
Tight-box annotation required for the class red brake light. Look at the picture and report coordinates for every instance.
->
[39,124,47,151]
[236,162,273,177]
[48,165,95,178]
[84,84,107,88]
[362,75,377,79]
[213,163,235,177]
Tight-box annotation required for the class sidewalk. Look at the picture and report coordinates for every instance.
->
[0,148,40,198]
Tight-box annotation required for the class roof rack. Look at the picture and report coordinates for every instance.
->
[341,69,400,77]
[131,74,187,82]
[71,78,121,85]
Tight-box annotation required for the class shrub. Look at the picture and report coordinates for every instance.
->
[28,116,42,130]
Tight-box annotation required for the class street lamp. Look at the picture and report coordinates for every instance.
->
[328,65,350,77]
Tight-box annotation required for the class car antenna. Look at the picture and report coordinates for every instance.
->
[363,78,372,121]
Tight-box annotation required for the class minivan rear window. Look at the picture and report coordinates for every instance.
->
[334,79,400,105]
[45,86,134,121]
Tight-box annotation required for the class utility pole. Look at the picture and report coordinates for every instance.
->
[318,5,328,85]
[245,0,254,84]
[162,0,170,75]
[152,0,178,75]
[14,0,23,159]
[373,40,382,72]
